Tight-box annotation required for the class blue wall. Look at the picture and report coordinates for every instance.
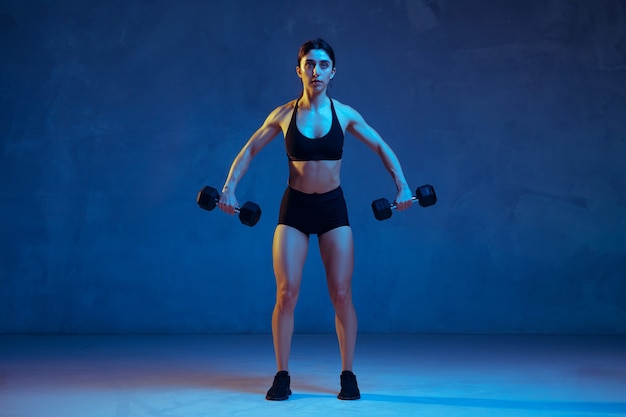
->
[1,0,625,334]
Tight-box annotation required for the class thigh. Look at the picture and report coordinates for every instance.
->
[273,224,310,291]
[278,187,312,236]
[318,226,354,290]
[315,189,350,235]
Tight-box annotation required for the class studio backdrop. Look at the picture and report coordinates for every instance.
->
[1,0,625,334]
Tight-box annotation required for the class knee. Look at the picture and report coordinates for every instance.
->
[276,286,299,312]
[329,286,352,309]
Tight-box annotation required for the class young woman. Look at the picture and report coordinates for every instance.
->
[218,38,413,401]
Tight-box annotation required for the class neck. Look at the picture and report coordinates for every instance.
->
[299,90,329,110]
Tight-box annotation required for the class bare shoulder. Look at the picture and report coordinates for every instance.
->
[330,98,365,127]
[265,99,298,125]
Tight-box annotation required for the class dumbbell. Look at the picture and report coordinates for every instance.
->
[197,185,262,227]
[371,184,437,221]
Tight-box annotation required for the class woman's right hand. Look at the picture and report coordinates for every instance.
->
[218,187,239,215]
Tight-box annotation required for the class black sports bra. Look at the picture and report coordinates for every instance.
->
[285,99,344,161]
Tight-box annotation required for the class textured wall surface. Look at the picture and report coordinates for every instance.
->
[1,0,625,334]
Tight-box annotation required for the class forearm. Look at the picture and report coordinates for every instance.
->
[377,142,409,192]
[222,146,253,193]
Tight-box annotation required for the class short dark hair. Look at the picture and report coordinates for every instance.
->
[297,38,336,67]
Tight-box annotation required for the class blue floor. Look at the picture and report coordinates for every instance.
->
[1,334,625,417]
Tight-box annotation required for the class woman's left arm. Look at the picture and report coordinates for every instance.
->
[340,103,413,210]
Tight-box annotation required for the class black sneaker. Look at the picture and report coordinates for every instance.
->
[266,370,291,401]
[338,370,361,400]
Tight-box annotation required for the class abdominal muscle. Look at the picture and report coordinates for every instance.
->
[287,159,342,194]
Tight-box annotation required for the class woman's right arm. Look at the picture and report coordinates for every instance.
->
[218,107,285,214]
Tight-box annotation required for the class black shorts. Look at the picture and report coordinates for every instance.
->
[278,186,350,236]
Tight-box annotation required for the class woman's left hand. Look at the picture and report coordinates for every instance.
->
[394,186,414,211]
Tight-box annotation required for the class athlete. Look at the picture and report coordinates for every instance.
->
[218,38,413,401]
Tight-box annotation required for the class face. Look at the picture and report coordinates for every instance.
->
[296,49,336,91]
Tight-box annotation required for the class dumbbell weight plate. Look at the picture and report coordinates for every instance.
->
[371,198,393,221]
[239,202,262,227]
[416,185,437,207]
[197,186,219,211]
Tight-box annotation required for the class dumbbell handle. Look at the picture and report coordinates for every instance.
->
[388,196,418,210]
[197,185,261,226]
[206,192,244,213]
[372,184,436,221]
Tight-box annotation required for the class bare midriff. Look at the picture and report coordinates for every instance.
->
[287,159,342,194]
